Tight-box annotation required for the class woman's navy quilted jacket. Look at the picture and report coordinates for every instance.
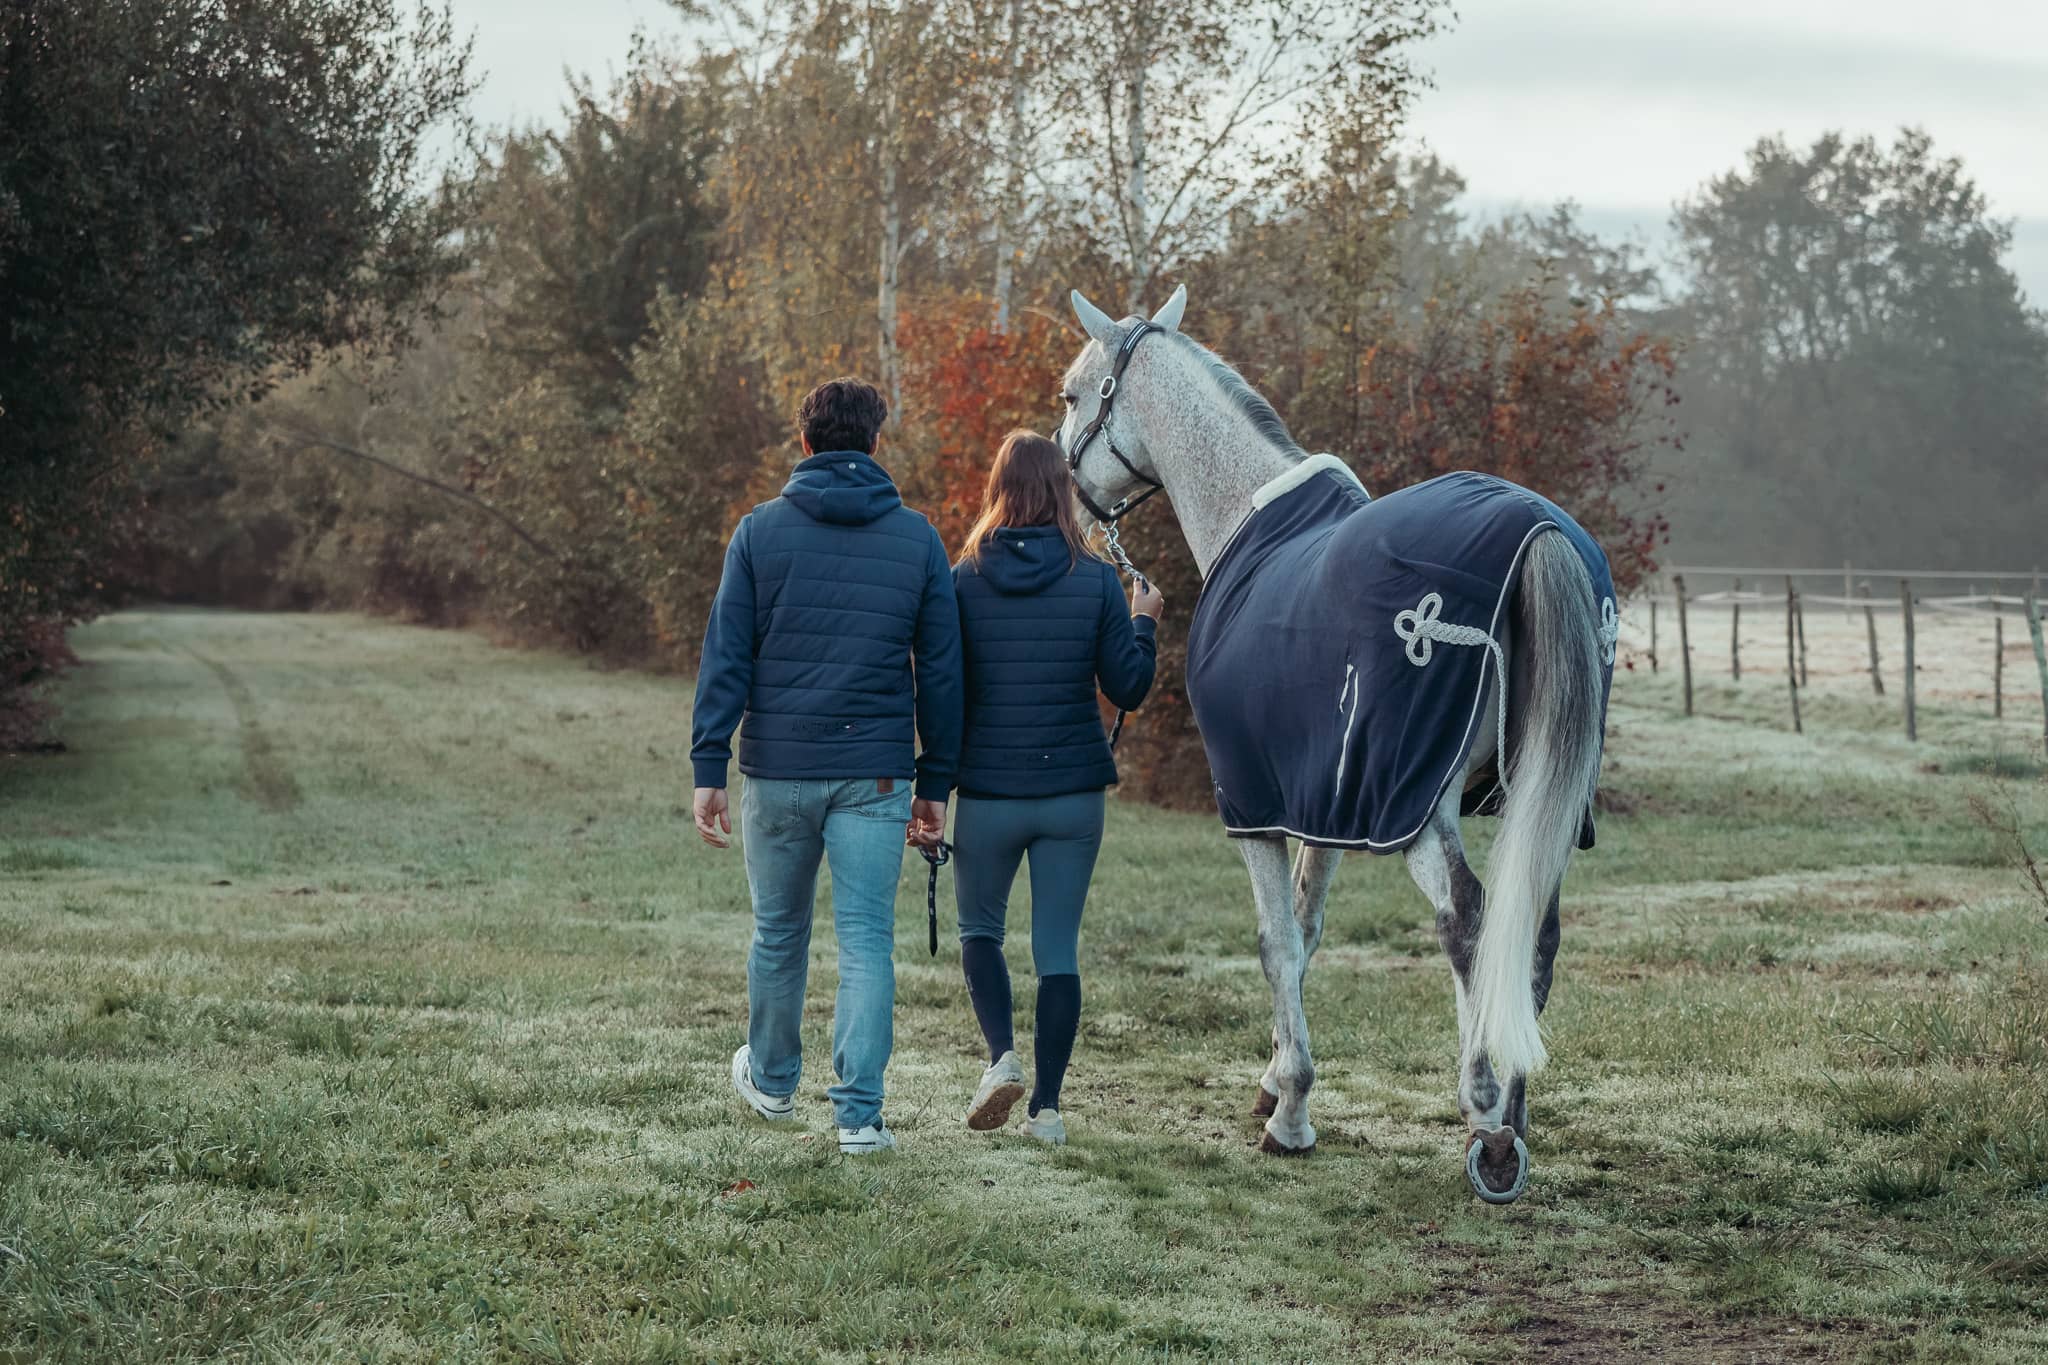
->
[952,525,1156,799]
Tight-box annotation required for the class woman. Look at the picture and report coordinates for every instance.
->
[944,430,1162,1145]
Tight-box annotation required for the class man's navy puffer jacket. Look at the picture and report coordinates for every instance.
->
[952,525,1156,799]
[691,450,963,800]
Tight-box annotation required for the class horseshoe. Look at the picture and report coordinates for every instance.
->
[1466,1132,1530,1205]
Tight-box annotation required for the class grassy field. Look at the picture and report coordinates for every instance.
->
[4,608,2047,1363]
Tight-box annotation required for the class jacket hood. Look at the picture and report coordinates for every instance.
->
[973,525,1080,595]
[782,450,903,525]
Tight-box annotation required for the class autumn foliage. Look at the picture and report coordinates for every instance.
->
[1350,291,1678,593]
[898,301,1077,555]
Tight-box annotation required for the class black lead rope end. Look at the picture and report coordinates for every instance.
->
[920,839,952,957]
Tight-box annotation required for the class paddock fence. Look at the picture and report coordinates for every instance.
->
[1620,564,2048,748]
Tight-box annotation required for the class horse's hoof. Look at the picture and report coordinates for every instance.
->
[1251,1086,1279,1118]
[1465,1127,1529,1204]
[1259,1130,1315,1157]
[1259,1116,1316,1156]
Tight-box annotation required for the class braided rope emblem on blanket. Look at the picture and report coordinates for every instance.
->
[1394,592,1511,789]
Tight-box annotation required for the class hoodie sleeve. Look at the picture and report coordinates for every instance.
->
[951,561,975,722]
[1095,562,1157,713]
[910,528,964,800]
[689,515,757,789]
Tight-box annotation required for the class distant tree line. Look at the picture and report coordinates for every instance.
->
[6,1,2041,802]
[1665,130,2047,570]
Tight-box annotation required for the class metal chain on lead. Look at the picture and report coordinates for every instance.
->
[1101,515,1145,587]
[1098,512,1148,754]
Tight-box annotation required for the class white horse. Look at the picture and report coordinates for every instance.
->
[1054,285,1609,1203]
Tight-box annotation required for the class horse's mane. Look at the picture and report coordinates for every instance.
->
[1168,331,1307,461]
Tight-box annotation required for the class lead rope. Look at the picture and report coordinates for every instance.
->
[1101,518,1148,754]
[921,838,952,957]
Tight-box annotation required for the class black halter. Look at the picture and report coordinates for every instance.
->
[1059,319,1165,525]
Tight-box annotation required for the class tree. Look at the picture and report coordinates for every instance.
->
[1056,0,1444,311]
[987,0,1036,332]
[0,0,473,741]
[713,0,992,423]
[1670,129,2048,566]
[393,45,749,655]
[127,36,769,666]
[898,297,1076,549]
[467,40,730,412]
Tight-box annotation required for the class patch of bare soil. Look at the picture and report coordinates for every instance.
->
[1579,866,1992,919]
[1435,1267,1888,1362]
[1593,783,1648,817]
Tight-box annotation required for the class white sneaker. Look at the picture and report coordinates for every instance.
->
[731,1045,794,1122]
[1020,1108,1066,1145]
[838,1120,898,1155]
[966,1050,1027,1131]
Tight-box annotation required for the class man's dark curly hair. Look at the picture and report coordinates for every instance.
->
[798,377,889,455]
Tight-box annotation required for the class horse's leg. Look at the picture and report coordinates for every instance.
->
[1407,784,1562,1202]
[1254,844,1341,1118]
[1403,794,1509,1134]
[1497,885,1563,1138]
[1242,836,1316,1154]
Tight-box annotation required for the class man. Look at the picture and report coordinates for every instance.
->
[691,377,962,1155]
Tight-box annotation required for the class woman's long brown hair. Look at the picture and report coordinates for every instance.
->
[959,430,1098,569]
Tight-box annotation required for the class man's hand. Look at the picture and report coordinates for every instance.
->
[693,787,732,848]
[1131,577,1165,620]
[907,796,947,849]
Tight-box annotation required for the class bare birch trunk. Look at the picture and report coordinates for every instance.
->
[1122,5,1150,311]
[877,81,903,423]
[992,0,1026,333]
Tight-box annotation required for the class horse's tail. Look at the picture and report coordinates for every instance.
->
[1469,530,1604,1082]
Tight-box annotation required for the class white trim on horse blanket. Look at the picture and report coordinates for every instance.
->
[1184,465,1618,853]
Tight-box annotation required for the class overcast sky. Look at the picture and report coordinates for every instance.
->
[448,0,2048,303]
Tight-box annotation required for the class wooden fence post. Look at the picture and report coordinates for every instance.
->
[1795,588,1809,686]
[1731,577,1742,681]
[1900,579,1917,742]
[1863,585,1884,697]
[1994,614,2004,720]
[1785,578,1802,734]
[2029,593,2048,752]
[1649,597,1659,673]
[1675,574,1694,717]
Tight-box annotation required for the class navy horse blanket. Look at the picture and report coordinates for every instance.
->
[1183,459,1616,852]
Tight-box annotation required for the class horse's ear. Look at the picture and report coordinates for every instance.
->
[1071,289,1118,346]
[1150,283,1187,333]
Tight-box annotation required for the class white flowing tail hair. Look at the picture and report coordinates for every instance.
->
[1469,531,1605,1081]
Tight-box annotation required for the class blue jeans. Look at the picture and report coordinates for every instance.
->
[740,775,911,1129]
